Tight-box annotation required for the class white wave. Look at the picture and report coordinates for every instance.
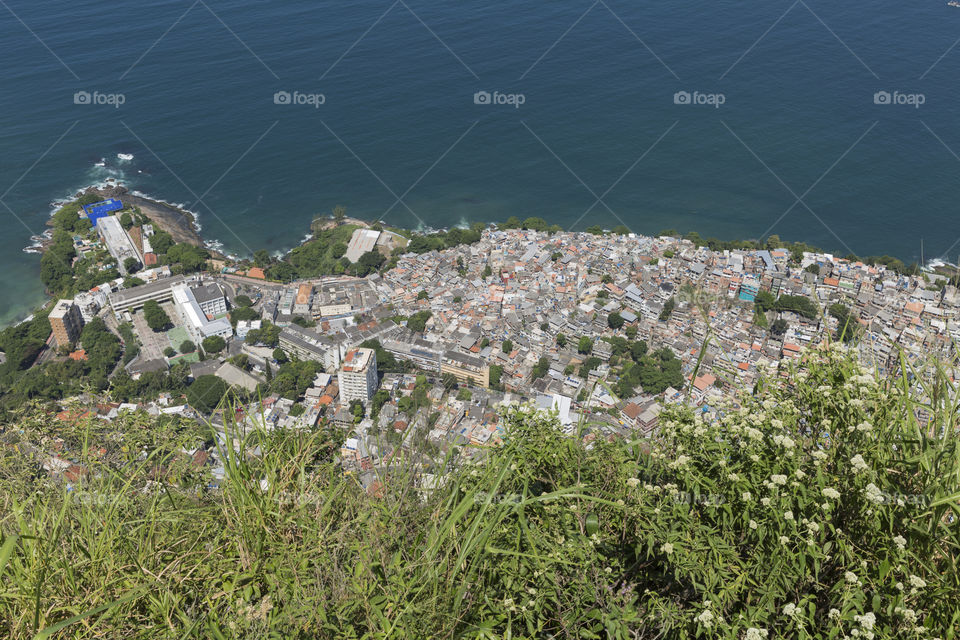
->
[117,153,134,162]
[93,158,106,168]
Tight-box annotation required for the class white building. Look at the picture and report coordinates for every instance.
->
[171,283,232,344]
[338,348,378,405]
[97,215,141,275]
[345,228,381,263]
[190,282,227,316]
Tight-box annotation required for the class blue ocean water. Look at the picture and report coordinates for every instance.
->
[2,0,960,324]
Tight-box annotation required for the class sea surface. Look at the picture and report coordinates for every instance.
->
[2,0,960,324]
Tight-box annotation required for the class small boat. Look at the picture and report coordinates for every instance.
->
[950,1,960,7]
[117,153,134,161]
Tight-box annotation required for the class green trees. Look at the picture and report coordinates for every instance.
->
[234,294,253,307]
[531,356,550,380]
[501,339,513,354]
[659,297,676,321]
[489,364,504,389]
[164,244,209,273]
[770,318,788,337]
[578,336,593,354]
[355,250,385,277]
[406,311,432,333]
[273,348,288,364]
[245,321,281,347]
[417,290,429,300]
[143,300,170,331]
[607,312,624,329]
[829,303,860,343]
[441,373,459,390]
[556,333,567,348]
[201,335,226,354]
[756,290,819,320]
[123,257,140,273]
[179,340,196,354]
[186,374,229,413]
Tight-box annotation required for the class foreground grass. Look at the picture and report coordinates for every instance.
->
[1,344,959,638]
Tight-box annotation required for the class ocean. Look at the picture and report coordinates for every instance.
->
[2,0,959,324]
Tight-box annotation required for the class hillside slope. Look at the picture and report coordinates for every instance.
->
[0,345,957,638]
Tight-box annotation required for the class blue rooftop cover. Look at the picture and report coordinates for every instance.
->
[82,199,123,226]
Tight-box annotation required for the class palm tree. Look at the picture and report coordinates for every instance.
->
[333,205,346,225]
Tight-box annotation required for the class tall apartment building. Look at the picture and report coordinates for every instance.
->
[49,299,84,347]
[338,348,378,405]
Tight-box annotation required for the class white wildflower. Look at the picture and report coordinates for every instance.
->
[854,612,876,632]
[864,483,885,505]
[845,571,859,584]
[806,521,820,534]
[782,602,797,616]
[828,608,841,620]
[856,421,872,432]
[728,472,741,482]
[749,519,758,530]
[850,454,869,473]
[909,575,926,589]
[626,477,640,488]
[894,535,906,551]
[745,629,769,640]
[761,497,771,506]
[742,491,752,501]
[770,474,788,486]
[696,609,715,629]
[779,535,790,544]
[822,487,841,500]
[660,542,674,555]
[783,510,794,521]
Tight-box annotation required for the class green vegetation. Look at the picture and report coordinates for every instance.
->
[228,305,259,326]
[244,321,281,348]
[614,341,683,397]
[185,374,229,413]
[531,356,550,380]
[578,336,593,354]
[829,303,860,343]
[659,296,676,321]
[2,347,957,636]
[501,339,513,354]
[405,310,432,333]
[201,335,226,354]
[607,311,624,329]
[754,290,819,320]
[0,314,123,416]
[143,300,170,331]
[179,340,196,354]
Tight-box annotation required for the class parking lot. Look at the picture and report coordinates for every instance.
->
[131,305,174,362]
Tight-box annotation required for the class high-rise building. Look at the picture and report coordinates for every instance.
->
[49,299,84,347]
[338,348,378,405]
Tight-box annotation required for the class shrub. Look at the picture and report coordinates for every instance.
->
[0,346,957,637]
